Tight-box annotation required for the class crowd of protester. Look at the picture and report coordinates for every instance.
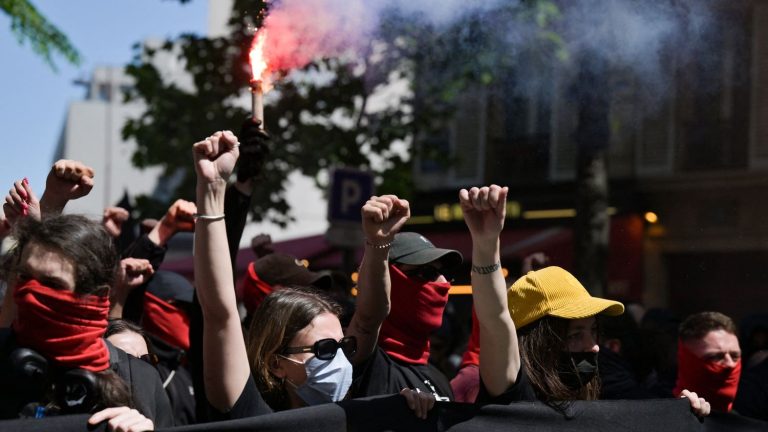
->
[0,121,765,431]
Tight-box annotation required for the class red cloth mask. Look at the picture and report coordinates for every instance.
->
[460,308,481,368]
[673,341,742,412]
[142,292,190,351]
[240,262,274,314]
[378,264,451,364]
[13,279,110,372]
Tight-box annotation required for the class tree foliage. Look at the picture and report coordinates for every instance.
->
[123,0,563,224]
[1,0,80,70]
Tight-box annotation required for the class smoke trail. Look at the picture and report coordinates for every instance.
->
[260,0,725,108]
[260,0,513,72]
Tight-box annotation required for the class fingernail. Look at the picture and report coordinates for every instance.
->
[23,177,28,185]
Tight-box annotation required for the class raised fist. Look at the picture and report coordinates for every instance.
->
[160,199,197,233]
[361,195,410,246]
[40,160,95,214]
[193,131,240,184]
[102,207,130,238]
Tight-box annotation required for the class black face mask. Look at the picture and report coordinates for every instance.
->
[557,351,598,391]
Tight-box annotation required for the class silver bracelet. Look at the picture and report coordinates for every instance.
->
[194,213,225,221]
[471,262,501,275]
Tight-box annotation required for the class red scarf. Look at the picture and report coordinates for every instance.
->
[142,292,190,351]
[378,265,450,364]
[13,279,110,372]
[673,341,742,412]
[240,262,274,314]
[460,308,481,368]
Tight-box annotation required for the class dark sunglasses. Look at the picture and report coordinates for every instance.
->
[402,265,443,282]
[282,336,357,360]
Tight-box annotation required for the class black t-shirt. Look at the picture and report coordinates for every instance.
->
[208,373,273,421]
[734,356,768,421]
[106,341,174,428]
[349,347,453,401]
[477,365,537,405]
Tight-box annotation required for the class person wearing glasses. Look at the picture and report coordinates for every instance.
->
[349,195,462,402]
[192,132,435,420]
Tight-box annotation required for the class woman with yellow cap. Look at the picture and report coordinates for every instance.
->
[458,185,709,415]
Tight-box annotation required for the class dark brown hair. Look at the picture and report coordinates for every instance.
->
[518,316,600,404]
[246,287,341,411]
[2,215,118,296]
[679,311,737,342]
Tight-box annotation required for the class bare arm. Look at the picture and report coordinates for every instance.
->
[346,195,409,365]
[460,185,520,397]
[192,130,250,411]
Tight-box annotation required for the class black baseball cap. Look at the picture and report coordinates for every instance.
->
[388,232,462,270]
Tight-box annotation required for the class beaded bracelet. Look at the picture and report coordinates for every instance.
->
[471,262,501,275]
[194,213,225,221]
[365,239,393,249]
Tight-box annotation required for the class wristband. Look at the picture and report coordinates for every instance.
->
[194,213,225,221]
[365,239,393,249]
[471,262,501,275]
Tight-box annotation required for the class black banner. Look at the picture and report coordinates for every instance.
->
[1,396,766,432]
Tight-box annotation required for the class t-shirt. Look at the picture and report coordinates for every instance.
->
[208,374,273,421]
[477,365,537,405]
[349,346,453,401]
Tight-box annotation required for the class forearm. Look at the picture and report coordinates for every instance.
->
[355,246,392,324]
[109,299,125,320]
[348,245,391,364]
[39,191,67,216]
[194,181,237,322]
[470,237,520,396]
[147,220,177,248]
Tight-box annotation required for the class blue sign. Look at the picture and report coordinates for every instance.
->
[327,168,374,223]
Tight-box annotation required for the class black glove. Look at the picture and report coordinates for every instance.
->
[237,118,270,182]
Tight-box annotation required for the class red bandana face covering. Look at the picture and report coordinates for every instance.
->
[240,262,274,315]
[142,292,190,351]
[13,279,110,372]
[460,308,481,368]
[378,264,451,364]
[673,341,742,412]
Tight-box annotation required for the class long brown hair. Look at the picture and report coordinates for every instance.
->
[246,287,341,410]
[518,316,600,404]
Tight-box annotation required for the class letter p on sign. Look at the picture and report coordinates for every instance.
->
[328,168,374,223]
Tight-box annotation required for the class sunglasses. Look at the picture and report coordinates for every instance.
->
[401,265,444,282]
[282,336,357,360]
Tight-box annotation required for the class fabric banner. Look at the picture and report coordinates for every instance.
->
[1,396,766,432]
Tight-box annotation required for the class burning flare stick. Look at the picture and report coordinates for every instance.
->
[250,79,264,128]
[249,30,269,130]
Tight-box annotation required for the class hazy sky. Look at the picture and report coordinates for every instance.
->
[0,0,207,216]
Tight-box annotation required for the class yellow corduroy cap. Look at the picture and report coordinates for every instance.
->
[507,266,624,329]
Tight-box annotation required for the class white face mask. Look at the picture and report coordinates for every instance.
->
[283,348,353,405]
